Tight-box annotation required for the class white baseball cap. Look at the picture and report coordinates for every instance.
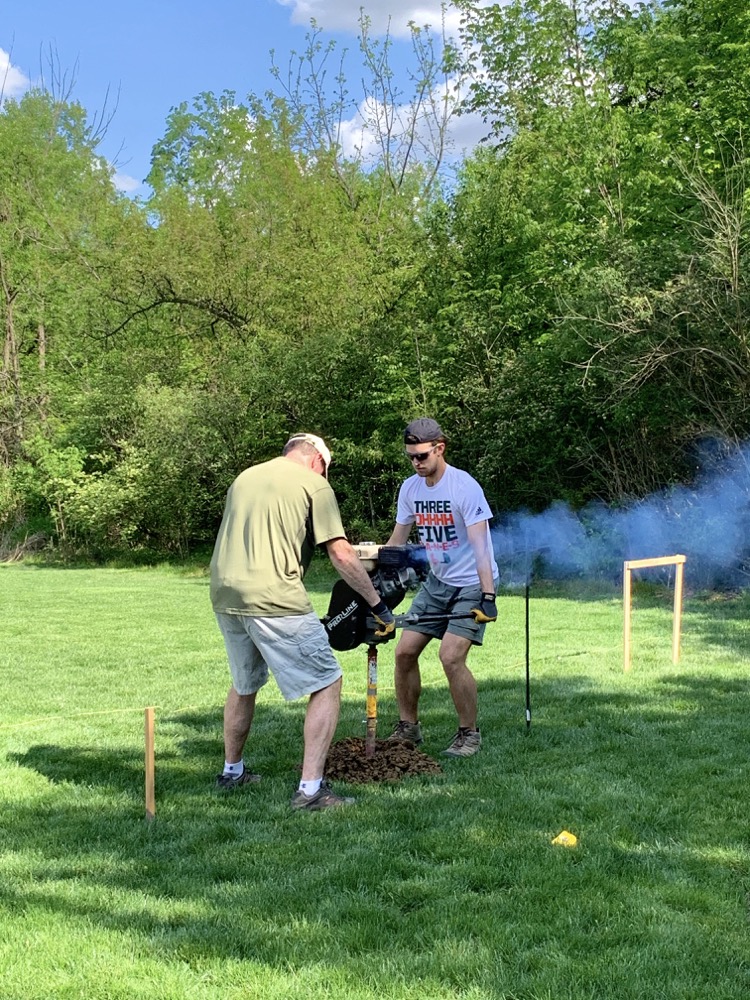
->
[286,433,332,476]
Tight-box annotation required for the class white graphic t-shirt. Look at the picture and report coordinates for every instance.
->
[396,464,498,588]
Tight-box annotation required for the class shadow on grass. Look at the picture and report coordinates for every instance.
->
[680,596,750,658]
[7,744,147,799]
[4,672,750,999]
[10,663,750,795]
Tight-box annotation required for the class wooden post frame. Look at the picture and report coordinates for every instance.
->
[145,706,156,821]
[623,555,686,672]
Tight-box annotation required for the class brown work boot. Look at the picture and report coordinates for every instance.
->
[442,727,481,757]
[387,720,423,745]
[290,780,355,811]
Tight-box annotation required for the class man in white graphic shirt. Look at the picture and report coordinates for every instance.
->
[384,418,499,757]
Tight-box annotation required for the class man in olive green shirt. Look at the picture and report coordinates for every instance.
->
[210,433,394,811]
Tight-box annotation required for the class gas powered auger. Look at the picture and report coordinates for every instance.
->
[321,544,475,756]
[322,543,428,651]
[322,543,476,650]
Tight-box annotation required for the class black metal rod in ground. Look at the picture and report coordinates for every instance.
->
[525,582,531,730]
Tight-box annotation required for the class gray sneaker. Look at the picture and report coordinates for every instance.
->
[388,720,423,745]
[290,780,355,811]
[215,769,262,789]
[442,727,482,757]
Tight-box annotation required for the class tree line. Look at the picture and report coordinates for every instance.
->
[1,0,748,558]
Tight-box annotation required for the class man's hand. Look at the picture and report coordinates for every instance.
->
[371,599,396,638]
[471,593,497,624]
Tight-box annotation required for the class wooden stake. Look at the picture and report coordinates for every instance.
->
[623,563,632,673]
[672,559,684,664]
[144,706,155,821]
[623,555,686,672]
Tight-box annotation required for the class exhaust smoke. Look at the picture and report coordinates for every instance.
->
[491,440,750,590]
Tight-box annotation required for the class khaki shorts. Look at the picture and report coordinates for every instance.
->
[215,611,342,701]
[405,573,495,646]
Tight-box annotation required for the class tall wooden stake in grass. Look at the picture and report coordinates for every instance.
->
[144,706,156,821]
[623,555,686,672]
[365,644,378,758]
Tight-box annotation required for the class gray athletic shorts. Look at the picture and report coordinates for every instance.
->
[215,611,342,701]
[405,573,495,646]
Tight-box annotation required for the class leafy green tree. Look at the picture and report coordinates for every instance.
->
[420,0,750,508]
[454,0,630,140]
[13,2,750,553]
[0,87,143,557]
[601,0,750,166]
[27,22,452,551]
[0,90,125,465]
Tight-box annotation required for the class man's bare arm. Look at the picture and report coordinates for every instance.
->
[325,537,382,607]
[383,522,412,548]
[466,521,496,594]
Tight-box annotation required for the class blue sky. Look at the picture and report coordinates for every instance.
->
[2,0,482,197]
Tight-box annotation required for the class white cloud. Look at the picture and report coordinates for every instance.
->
[276,0,463,39]
[113,171,142,194]
[443,107,489,159]
[337,104,380,162]
[279,1,647,168]
[277,1,639,44]
[336,72,488,168]
[0,47,30,99]
[277,2,495,161]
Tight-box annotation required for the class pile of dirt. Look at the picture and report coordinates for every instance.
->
[325,736,443,784]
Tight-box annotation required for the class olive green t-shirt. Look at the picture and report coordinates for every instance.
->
[209,456,346,616]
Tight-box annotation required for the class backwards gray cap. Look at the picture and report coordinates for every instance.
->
[404,417,444,445]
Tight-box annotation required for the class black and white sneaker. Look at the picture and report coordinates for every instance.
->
[442,728,481,757]
[387,720,423,745]
[215,769,261,789]
[290,780,355,811]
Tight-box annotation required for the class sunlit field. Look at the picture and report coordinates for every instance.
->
[2,561,749,1000]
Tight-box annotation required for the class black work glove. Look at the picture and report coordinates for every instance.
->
[371,599,396,638]
[471,592,498,624]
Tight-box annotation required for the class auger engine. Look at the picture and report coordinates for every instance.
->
[322,543,428,650]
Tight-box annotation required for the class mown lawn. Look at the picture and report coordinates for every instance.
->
[1,561,749,999]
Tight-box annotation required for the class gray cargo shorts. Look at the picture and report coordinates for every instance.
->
[215,611,342,700]
[404,573,496,646]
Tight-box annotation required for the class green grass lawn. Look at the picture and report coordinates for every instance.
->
[1,561,750,999]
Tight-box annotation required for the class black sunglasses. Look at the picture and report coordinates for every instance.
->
[405,445,438,462]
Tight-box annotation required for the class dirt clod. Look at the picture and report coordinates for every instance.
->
[325,736,443,784]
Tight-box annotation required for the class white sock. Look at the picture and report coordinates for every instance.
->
[224,760,244,777]
[298,778,322,797]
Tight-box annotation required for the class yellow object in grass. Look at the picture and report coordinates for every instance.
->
[551,830,578,847]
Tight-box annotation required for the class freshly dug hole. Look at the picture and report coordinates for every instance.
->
[325,736,443,783]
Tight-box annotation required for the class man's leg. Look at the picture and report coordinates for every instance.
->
[438,633,478,729]
[291,676,354,810]
[393,630,432,722]
[223,686,257,763]
[300,676,342,781]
